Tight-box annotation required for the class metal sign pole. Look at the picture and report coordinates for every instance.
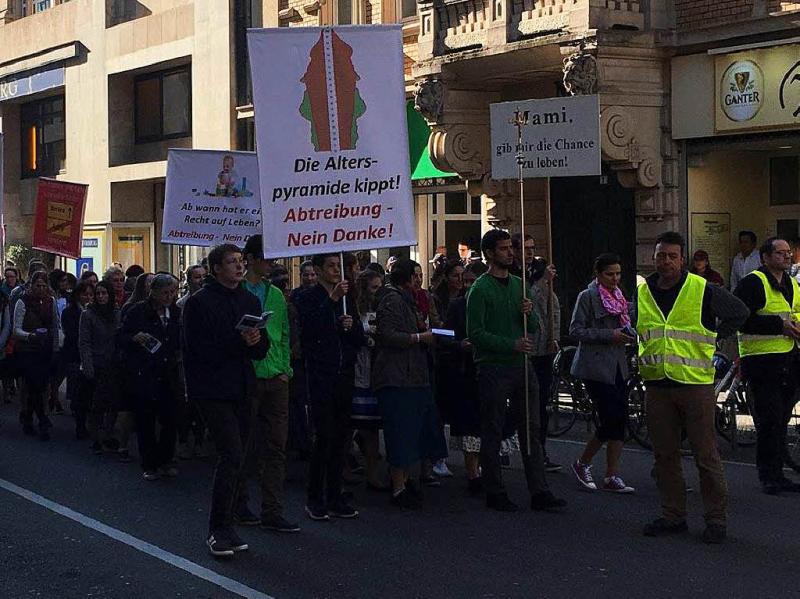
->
[511,109,531,455]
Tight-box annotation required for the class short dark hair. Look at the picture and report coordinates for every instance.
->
[242,234,263,261]
[125,264,145,279]
[759,237,783,261]
[654,231,685,255]
[739,230,757,244]
[312,253,338,269]
[69,280,94,305]
[510,233,534,249]
[389,258,416,287]
[593,253,621,273]
[363,262,385,279]
[80,270,98,282]
[299,260,314,273]
[457,238,471,247]
[481,228,511,257]
[207,243,241,276]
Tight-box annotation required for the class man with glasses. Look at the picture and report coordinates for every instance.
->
[635,231,747,544]
[734,238,800,496]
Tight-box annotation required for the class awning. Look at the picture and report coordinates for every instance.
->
[407,101,455,180]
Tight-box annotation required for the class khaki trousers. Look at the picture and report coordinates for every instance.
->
[646,385,727,526]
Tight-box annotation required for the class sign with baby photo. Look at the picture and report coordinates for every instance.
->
[247,25,416,258]
[161,149,261,247]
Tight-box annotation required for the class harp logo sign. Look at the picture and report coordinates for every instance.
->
[720,60,764,122]
[300,29,367,152]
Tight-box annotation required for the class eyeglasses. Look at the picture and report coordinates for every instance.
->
[773,250,792,257]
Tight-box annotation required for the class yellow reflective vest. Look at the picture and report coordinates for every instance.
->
[737,270,800,357]
[636,273,716,385]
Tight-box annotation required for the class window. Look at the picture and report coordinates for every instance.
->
[770,156,799,206]
[400,0,417,19]
[337,0,353,24]
[134,67,191,144]
[21,95,66,179]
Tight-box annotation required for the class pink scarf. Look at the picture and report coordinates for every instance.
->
[596,280,630,327]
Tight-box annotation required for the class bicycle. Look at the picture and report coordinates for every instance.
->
[711,353,757,450]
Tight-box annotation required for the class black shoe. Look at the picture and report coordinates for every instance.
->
[91,441,103,455]
[260,514,301,532]
[467,477,484,496]
[405,478,423,501]
[778,477,800,493]
[762,481,782,495]
[75,428,89,441]
[643,517,688,537]
[544,458,563,473]
[227,529,249,552]
[233,506,261,526]
[701,523,727,545]
[391,488,422,510]
[530,491,567,512]
[486,492,519,512]
[305,504,330,521]
[329,500,359,519]
[206,533,235,558]
[421,475,441,488]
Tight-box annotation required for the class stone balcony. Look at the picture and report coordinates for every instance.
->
[417,0,644,58]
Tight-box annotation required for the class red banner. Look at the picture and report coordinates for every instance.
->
[32,178,88,259]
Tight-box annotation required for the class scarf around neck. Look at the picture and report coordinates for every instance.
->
[595,280,630,327]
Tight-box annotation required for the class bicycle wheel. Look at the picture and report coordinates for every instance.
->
[716,381,757,447]
[626,381,651,450]
[547,374,578,437]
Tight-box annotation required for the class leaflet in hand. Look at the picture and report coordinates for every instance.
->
[236,311,274,331]
[431,328,456,337]
[139,333,162,354]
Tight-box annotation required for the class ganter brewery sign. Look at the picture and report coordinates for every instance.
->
[719,60,764,122]
[490,95,601,180]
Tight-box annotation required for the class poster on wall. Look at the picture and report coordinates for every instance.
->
[490,95,601,180]
[32,178,88,260]
[247,25,417,258]
[161,149,261,247]
[690,212,731,285]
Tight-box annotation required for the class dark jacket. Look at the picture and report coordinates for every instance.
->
[78,307,120,378]
[372,285,430,390]
[183,279,269,403]
[294,283,364,378]
[120,299,182,379]
[61,303,83,364]
[569,281,631,385]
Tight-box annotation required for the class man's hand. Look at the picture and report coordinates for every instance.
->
[330,280,349,302]
[241,328,261,347]
[783,319,800,340]
[460,338,472,350]
[418,330,434,345]
[521,298,533,315]
[513,336,534,354]
[132,332,149,346]
[612,329,636,346]
[277,373,289,383]
[339,314,353,331]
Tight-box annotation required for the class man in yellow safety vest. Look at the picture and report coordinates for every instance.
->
[733,237,800,496]
[635,231,748,544]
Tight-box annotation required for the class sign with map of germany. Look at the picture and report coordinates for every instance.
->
[247,26,416,258]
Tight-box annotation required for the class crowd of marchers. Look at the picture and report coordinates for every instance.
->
[0,227,798,557]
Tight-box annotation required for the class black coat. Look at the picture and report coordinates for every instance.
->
[182,279,269,403]
[61,303,82,364]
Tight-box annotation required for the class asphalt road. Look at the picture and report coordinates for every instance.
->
[1,402,799,599]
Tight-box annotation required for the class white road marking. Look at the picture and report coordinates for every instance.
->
[0,477,275,599]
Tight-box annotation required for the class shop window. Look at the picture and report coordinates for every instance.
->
[134,67,191,144]
[770,156,799,206]
[21,95,66,179]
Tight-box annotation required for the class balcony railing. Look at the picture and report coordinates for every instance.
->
[418,0,643,57]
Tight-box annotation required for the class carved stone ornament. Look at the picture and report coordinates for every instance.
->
[600,106,660,188]
[562,49,598,96]
[428,124,489,181]
[414,79,445,123]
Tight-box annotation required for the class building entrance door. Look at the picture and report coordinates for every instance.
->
[550,171,636,339]
[111,225,152,272]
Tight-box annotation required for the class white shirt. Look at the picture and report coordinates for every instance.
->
[730,251,762,291]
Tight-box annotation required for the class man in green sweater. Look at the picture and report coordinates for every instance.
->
[236,235,300,533]
[467,228,566,513]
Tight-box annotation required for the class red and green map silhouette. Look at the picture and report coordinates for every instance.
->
[300,30,366,151]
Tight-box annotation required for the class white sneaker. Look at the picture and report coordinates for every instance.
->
[432,460,453,477]
[603,476,635,494]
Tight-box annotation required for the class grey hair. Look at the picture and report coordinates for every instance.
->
[102,266,124,281]
[150,273,178,293]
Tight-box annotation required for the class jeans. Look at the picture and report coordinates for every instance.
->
[238,377,290,518]
[478,363,548,497]
[197,398,252,534]
[646,385,727,526]
[749,366,799,483]
[307,371,353,507]
[135,380,178,472]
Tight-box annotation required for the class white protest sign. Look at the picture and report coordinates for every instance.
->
[247,25,416,258]
[161,149,261,247]
[490,95,601,180]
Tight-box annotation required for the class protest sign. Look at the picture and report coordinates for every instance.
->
[490,95,601,180]
[32,178,88,259]
[161,149,261,247]
[247,25,416,258]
